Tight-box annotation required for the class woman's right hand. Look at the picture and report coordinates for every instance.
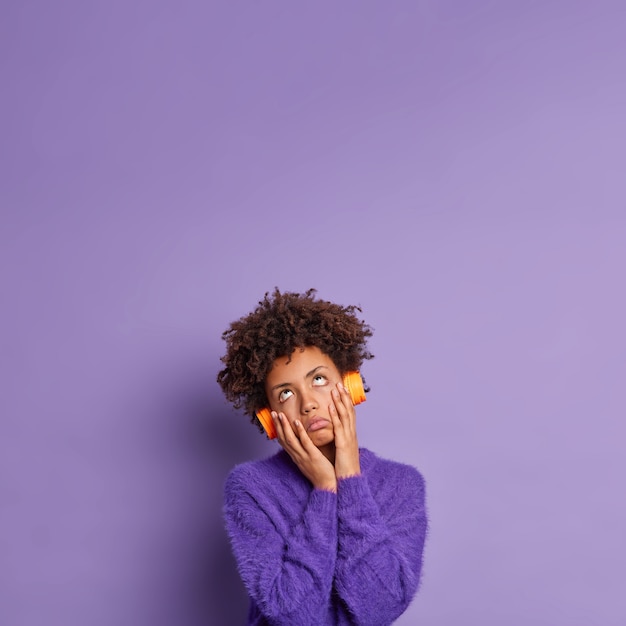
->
[272,411,337,493]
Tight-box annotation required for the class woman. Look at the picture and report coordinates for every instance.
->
[217,288,427,625]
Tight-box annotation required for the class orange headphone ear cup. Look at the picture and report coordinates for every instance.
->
[343,371,366,405]
[256,407,277,439]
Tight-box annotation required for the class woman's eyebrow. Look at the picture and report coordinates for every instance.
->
[305,365,328,379]
[270,381,290,392]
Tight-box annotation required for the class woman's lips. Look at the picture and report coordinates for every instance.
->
[307,418,330,432]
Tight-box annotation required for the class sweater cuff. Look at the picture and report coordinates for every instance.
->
[336,474,373,510]
[298,488,337,545]
[308,487,337,516]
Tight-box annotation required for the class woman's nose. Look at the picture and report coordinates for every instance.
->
[300,391,318,414]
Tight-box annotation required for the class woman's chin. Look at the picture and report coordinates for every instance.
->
[310,430,334,448]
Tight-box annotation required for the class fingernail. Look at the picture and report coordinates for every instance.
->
[294,420,300,427]
[271,411,277,418]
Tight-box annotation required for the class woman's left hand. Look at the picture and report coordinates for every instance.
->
[329,382,361,479]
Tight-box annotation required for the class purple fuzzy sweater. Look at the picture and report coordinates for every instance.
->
[223,448,427,625]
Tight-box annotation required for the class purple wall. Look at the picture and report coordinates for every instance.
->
[2,2,625,624]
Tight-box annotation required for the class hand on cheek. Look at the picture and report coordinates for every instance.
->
[329,382,361,479]
[271,410,337,492]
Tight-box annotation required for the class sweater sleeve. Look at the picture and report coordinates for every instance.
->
[223,467,338,625]
[333,466,427,625]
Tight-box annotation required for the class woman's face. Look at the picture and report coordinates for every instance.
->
[264,346,342,450]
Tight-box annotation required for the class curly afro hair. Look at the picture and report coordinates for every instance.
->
[217,288,374,432]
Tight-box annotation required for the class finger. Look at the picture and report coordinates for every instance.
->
[272,411,294,445]
[338,383,358,423]
[331,387,350,423]
[278,412,297,443]
[338,382,356,412]
[332,386,358,444]
[271,410,287,444]
[328,397,344,440]
[292,419,318,452]
[276,412,310,455]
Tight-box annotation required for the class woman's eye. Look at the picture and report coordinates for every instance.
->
[312,375,327,386]
[278,389,293,402]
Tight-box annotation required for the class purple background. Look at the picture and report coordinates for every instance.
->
[2,2,625,624]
